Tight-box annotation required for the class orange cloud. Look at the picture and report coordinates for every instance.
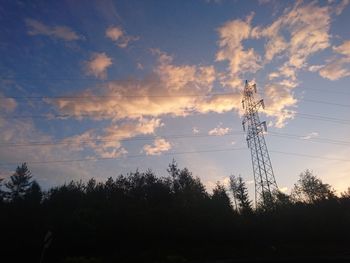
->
[85,52,113,79]
[62,118,163,158]
[142,138,172,155]
[105,25,139,48]
[251,2,331,127]
[216,13,261,90]
[52,51,243,121]
[25,19,82,41]
[318,40,350,80]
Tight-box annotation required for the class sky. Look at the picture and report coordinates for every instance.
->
[1,0,350,197]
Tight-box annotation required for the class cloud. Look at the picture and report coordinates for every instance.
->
[254,1,331,69]
[136,62,144,70]
[279,186,288,193]
[215,1,333,127]
[319,40,350,80]
[319,58,350,80]
[308,65,324,72]
[334,0,350,15]
[216,13,261,89]
[25,19,82,41]
[51,50,244,122]
[63,118,163,158]
[192,127,200,134]
[246,180,254,185]
[249,1,332,127]
[263,83,297,128]
[301,132,319,140]
[0,94,17,113]
[85,52,113,79]
[0,116,95,187]
[105,26,123,41]
[333,40,350,56]
[208,124,231,136]
[258,0,271,5]
[0,113,164,188]
[143,138,172,155]
[105,26,139,48]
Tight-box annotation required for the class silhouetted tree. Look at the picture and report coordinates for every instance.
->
[272,189,292,208]
[341,187,350,198]
[0,178,4,202]
[291,170,335,203]
[212,182,232,209]
[25,180,42,204]
[229,175,252,214]
[5,163,33,201]
[229,175,238,210]
[3,162,350,262]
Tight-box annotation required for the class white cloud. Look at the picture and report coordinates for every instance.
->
[222,177,230,187]
[105,25,139,48]
[279,186,288,193]
[25,19,82,41]
[208,124,232,136]
[143,138,172,155]
[308,65,324,72]
[85,52,113,79]
[246,180,254,185]
[301,132,319,140]
[192,127,200,134]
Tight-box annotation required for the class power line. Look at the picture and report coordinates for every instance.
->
[270,150,350,163]
[0,93,235,99]
[0,132,245,147]
[268,132,350,146]
[0,147,247,166]
[1,77,349,95]
[1,93,350,108]
[300,98,350,108]
[0,129,349,149]
[263,110,350,125]
[2,110,350,126]
[1,146,350,166]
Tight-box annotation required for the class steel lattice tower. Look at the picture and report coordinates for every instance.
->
[241,80,278,207]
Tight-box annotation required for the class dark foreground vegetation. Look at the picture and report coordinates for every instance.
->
[1,161,350,262]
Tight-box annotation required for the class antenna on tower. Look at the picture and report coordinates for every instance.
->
[241,80,278,209]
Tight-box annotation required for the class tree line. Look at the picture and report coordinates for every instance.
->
[1,161,350,262]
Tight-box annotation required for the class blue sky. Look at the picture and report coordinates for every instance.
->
[1,0,350,198]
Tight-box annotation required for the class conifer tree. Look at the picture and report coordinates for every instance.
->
[5,163,33,201]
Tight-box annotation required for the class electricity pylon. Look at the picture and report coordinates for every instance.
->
[241,80,278,208]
